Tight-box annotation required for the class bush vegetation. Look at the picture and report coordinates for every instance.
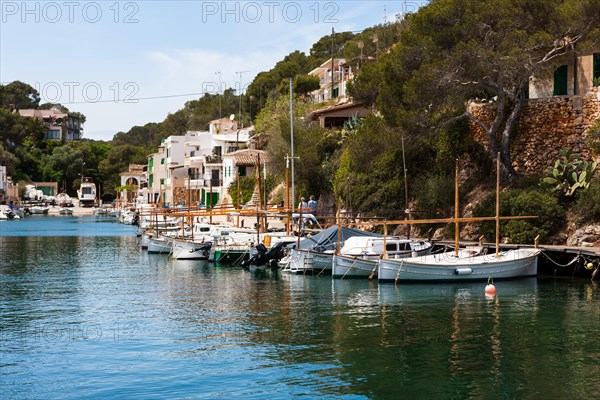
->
[473,189,565,244]
[572,178,600,224]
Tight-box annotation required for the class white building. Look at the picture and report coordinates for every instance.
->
[119,164,147,206]
[308,58,353,103]
[145,118,252,208]
[0,165,7,203]
[147,147,166,205]
[183,118,251,207]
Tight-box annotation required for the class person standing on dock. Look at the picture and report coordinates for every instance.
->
[298,197,308,212]
[308,195,317,215]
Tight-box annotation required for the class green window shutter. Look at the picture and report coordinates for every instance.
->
[553,65,568,96]
[238,166,246,177]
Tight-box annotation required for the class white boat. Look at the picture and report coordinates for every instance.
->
[147,234,172,254]
[284,225,380,275]
[59,207,73,215]
[171,238,212,260]
[77,177,97,207]
[377,248,540,282]
[30,206,50,215]
[331,237,433,279]
[287,248,335,274]
[0,205,21,219]
[56,193,73,207]
[93,206,113,216]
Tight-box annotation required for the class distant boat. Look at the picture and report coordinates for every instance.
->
[30,206,49,215]
[77,177,97,207]
[59,207,73,215]
[56,192,73,207]
[0,205,21,220]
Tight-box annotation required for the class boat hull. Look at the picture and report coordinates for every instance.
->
[147,236,172,254]
[378,249,539,282]
[171,239,211,260]
[332,254,378,279]
[287,249,314,274]
[210,246,251,264]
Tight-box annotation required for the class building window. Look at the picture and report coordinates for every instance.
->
[160,178,164,185]
[45,130,61,140]
[161,158,165,165]
[593,53,600,86]
[238,166,246,177]
[553,65,568,96]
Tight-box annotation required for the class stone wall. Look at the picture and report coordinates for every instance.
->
[468,87,600,174]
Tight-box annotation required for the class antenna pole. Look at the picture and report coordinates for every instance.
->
[215,71,222,119]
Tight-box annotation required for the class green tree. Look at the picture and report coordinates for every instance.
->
[0,81,40,109]
[309,31,355,61]
[99,145,147,192]
[348,0,600,181]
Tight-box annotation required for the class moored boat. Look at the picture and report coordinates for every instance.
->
[30,205,50,215]
[147,234,172,254]
[59,207,73,215]
[171,238,212,260]
[377,248,540,283]
[331,237,433,279]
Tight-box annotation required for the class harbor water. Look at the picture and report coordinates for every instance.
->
[1,217,598,399]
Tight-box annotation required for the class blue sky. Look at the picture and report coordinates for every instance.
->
[1,1,425,141]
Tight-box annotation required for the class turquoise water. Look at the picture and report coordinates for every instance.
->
[1,217,599,399]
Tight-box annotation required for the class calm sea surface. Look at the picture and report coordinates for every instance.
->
[1,216,598,399]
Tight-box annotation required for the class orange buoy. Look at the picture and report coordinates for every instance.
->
[485,277,496,295]
[485,284,496,295]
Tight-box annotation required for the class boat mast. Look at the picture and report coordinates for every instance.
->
[289,78,295,213]
[455,159,460,257]
[495,153,500,257]
[402,135,410,239]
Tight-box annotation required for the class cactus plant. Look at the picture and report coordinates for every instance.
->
[539,148,597,197]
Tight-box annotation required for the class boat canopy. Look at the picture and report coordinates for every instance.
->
[292,225,381,251]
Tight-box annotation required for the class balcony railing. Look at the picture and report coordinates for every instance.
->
[205,155,222,164]
[187,178,222,188]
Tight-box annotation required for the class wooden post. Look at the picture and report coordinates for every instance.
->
[336,219,341,256]
[383,221,387,259]
[495,153,500,257]
[237,172,240,228]
[454,159,459,257]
